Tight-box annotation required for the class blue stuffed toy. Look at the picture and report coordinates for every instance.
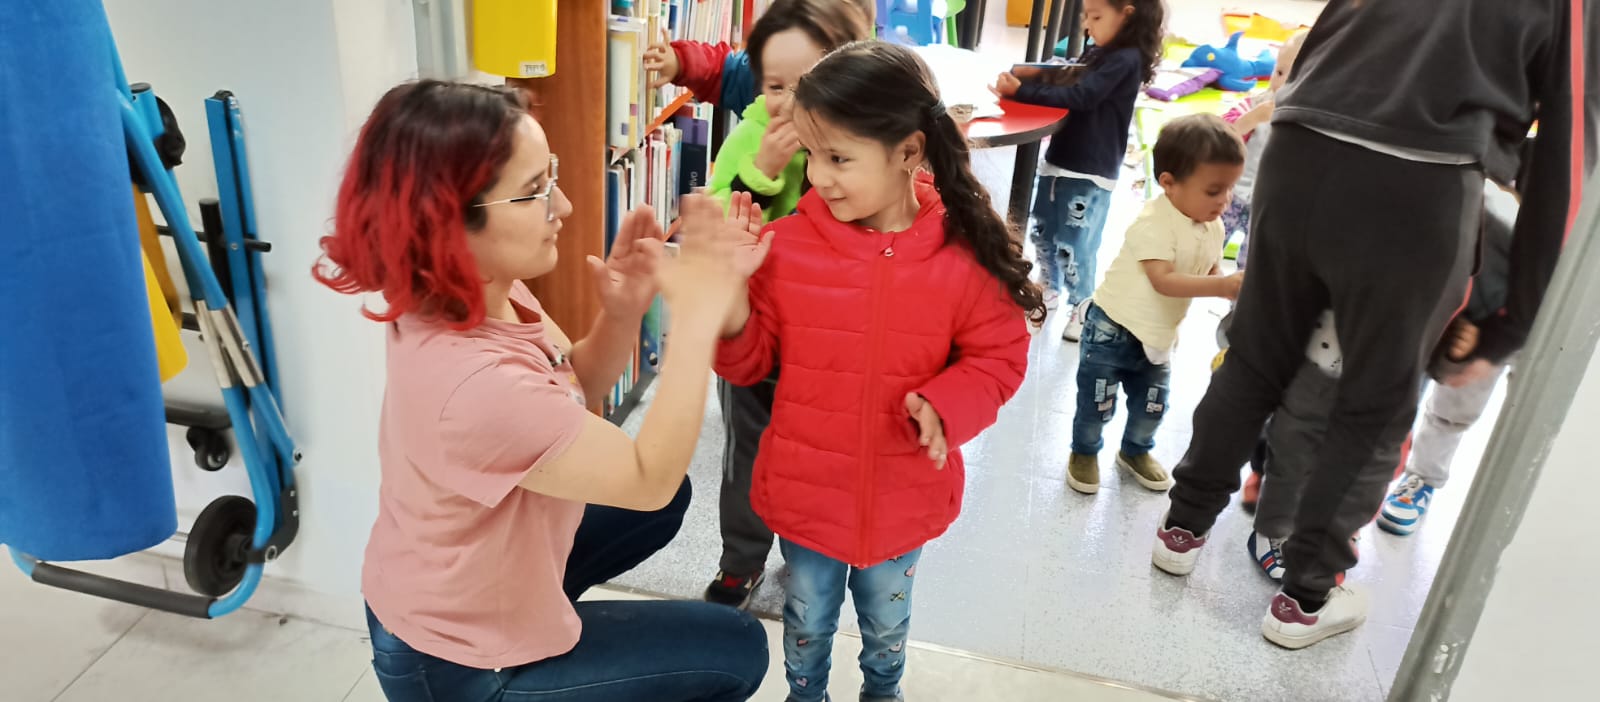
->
[1182,31,1276,92]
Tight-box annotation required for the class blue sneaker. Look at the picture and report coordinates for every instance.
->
[1379,474,1435,536]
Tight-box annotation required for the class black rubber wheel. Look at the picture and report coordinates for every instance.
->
[185,427,231,471]
[184,495,257,597]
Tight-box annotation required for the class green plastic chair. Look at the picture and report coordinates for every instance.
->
[945,0,965,45]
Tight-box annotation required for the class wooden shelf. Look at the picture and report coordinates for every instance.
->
[507,0,607,343]
[505,0,610,414]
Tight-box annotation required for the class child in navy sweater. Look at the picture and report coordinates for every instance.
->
[994,0,1164,342]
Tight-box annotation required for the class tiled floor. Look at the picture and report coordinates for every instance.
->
[0,558,1186,702]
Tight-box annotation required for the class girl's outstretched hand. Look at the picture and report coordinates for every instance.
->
[658,194,746,323]
[905,393,948,470]
[725,191,773,278]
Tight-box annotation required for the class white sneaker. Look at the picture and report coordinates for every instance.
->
[1044,289,1061,310]
[1062,300,1089,342]
[1151,513,1208,576]
[1261,586,1368,650]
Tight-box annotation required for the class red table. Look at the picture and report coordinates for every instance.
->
[966,98,1069,230]
[967,98,1069,148]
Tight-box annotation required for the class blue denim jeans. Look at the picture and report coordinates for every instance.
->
[779,539,921,702]
[1072,303,1172,457]
[1030,175,1112,305]
[365,480,769,702]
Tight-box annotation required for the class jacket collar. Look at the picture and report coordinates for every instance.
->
[794,172,948,262]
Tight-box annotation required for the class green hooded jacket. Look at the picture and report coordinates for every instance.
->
[708,95,808,223]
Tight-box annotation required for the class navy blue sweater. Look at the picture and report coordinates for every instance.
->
[1014,47,1143,181]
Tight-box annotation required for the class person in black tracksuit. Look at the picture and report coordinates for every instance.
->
[1150,0,1591,650]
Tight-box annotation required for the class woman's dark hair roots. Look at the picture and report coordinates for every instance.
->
[794,41,1046,324]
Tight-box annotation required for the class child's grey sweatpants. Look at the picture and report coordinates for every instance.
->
[1254,362,1403,541]
[1408,364,1510,488]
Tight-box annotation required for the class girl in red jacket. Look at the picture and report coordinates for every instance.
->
[716,41,1045,702]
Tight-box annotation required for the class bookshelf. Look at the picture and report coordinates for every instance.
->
[505,0,742,422]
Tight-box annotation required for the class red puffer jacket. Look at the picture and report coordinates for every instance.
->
[715,176,1031,567]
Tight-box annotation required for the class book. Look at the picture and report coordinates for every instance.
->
[606,18,647,149]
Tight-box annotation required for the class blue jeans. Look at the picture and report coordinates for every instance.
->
[779,539,921,702]
[1030,175,1112,305]
[1072,303,1171,457]
[366,480,769,702]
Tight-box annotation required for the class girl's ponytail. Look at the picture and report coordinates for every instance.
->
[920,103,1047,325]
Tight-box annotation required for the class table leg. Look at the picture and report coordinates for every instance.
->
[1007,141,1041,234]
[1024,0,1049,61]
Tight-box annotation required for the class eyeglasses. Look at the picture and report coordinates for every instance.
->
[474,156,560,222]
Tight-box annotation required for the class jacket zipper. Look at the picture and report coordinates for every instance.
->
[857,233,896,566]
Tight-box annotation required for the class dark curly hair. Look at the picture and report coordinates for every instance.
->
[1087,0,1165,85]
[793,41,1046,324]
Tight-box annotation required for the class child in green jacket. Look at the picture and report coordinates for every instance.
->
[699,0,869,609]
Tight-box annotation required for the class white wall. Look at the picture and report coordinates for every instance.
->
[1451,348,1600,696]
[104,0,417,604]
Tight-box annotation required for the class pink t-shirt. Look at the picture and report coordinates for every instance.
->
[363,282,590,669]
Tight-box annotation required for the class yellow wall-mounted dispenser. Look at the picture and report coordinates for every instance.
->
[473,0,558,78]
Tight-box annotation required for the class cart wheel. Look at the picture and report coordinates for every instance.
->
[185,427,231,471]
[184,495,257,597]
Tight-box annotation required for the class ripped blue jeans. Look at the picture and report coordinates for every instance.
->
[779,539,921,702]
[1072,303,1171,458]
[1030,174,1112,305]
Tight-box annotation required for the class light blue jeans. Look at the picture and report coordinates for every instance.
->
[1030,174,1113,305]
[780,539,922,702]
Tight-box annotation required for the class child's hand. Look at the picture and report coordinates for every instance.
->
[725,191,773,278]
[1438,317,1496,387]
[905,393,948,470]
[1235,99,1275,135]
[1444,317,1480,361]
[1220,271,1245,300]
[643,38,679,89]
[990,72,1021,98]
[755,115,803,180]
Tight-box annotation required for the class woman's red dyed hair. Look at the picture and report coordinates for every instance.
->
[313,80,529,329]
